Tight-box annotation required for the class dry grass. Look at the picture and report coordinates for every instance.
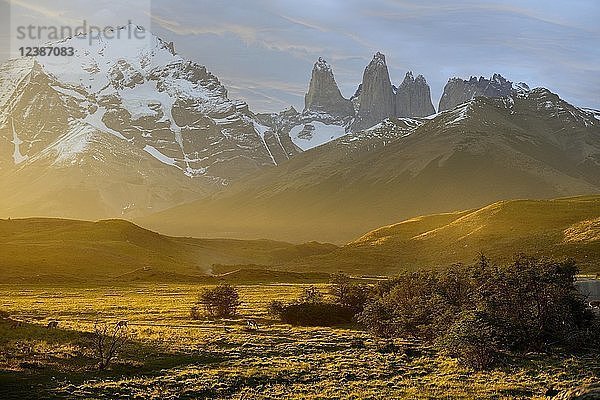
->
[0,283,598,399]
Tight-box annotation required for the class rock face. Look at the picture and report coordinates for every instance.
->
[395,72,436,117]
[439,73,514,111]
[352,52,395,130]
[304,58,354,121]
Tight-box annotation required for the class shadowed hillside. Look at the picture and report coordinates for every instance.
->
[0,218,337,283]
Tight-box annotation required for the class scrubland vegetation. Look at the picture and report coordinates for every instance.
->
[0,256,599,399]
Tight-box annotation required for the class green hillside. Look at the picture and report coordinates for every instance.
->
[286,196,600,274]
[0,218,337,283]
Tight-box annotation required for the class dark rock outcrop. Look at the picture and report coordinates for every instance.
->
[439,73,514,111]
[304,58,354,121]
[395,72,436,117]
[352,52,395,130]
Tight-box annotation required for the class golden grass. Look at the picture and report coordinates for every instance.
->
[1,283,598,399]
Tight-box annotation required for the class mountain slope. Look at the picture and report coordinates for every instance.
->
[139,87,600,243]
[0,25,295,219]
[287,196,600,274]
[0,218,337,282]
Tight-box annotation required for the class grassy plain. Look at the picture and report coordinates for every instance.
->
[1,283,598,399]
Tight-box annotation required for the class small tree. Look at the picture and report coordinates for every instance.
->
[298,286,324,304]
[93,321,129,370]
[199,284,241,318]
[329,273,371,314]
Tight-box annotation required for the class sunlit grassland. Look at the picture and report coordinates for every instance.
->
[1,283,598,399]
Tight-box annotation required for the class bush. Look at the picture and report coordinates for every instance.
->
[358,272,450,339]
[299,286,324,304]
[358,255,596,369]
[329,273,371,314]
[270,301,355,326]
[198,284,241,318]
[190,305,202,320]
[268,286,354,326]
[437,311,499,370]
[472,255,590,351]
[92,321,129,370]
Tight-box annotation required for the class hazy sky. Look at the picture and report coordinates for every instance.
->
[2,0,599,112]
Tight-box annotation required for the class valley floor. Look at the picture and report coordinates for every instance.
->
[0,284,598,399]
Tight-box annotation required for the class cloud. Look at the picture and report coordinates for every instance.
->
[150,14,261,44]
[7,0,597,110]
[9,0,68,19]
[278,15,329,32]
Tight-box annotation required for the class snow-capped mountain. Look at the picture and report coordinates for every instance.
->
[141,86,600,243]
[0,25,296,218]
[258,54,435,151]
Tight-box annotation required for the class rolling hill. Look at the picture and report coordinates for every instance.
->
[286,195,600,275]
[0,218,336,283]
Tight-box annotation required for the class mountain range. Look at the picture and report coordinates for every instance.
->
[142,86,600,243]
[0,26,598,249]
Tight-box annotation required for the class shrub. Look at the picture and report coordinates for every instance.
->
[329,273,371,314]
[189,305,202,320]
[358,272,449,339]
[267,300,285,318]
[358,255,596,370]
[437,311,499,370]
[271,302,355,326]
[298,286,324,304]
[92,321,129,370]
[198,284,241,318]
[269,286,354,326]
[472,255,590,351]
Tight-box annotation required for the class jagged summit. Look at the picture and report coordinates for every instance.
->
[439,73,515,111]
[303,57,354,121]
[396,71,436,117]
[351,52,395,130]
[371,52,387,66]
[314,57,332,72]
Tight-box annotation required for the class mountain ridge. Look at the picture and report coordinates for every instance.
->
[139,86,600,243]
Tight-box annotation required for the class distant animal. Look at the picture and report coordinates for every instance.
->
[116,320,129,328]
[46,320,59,329]
[589,300,600,309]
[245,320,259,331]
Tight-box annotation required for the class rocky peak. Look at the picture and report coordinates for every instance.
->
[395,71,435,117]
[304,57,354,121]
[439,73,515,111]
[352,52,395,130]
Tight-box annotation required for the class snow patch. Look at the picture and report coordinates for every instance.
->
[53,123,93,163]
[83,107,129,141]
[253,121,277,164]
[144,145,177,166]
[289,122,347,150]
[11,119,28,164]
